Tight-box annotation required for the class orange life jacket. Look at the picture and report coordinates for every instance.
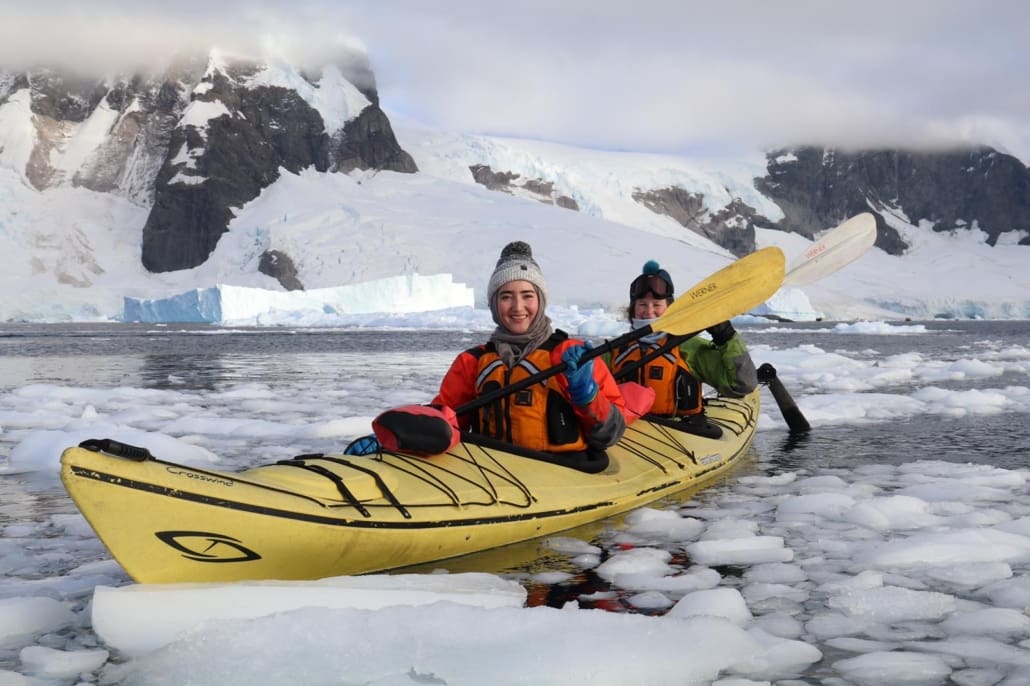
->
[611,336,703,417]
[467,335,589,453]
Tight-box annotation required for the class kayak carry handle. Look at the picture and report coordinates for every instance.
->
[756,363,811,434]
[79,438,153,462]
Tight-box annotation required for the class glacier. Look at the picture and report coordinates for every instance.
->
[123,274,474,325]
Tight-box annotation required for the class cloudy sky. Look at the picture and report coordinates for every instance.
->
[3,1,1029,160]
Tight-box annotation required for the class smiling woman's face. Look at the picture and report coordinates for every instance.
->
[496,280,539,334]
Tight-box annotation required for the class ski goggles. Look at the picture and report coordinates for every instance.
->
[629,274,674,300]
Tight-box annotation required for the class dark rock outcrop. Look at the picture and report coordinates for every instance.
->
[6,64,196,198]
[703,198,764,257]
[632,187,705,227]
[470,164,520,191]
[141,69,331,272]
[631,187,761,257]
[468,164,579,210]
[27,69,108,122]
[142,58,418,272]
[259,250,304,291]
[756,146,1030,253]
[5,55,418,274]
[76,67,196,203]
[333,105,417,173]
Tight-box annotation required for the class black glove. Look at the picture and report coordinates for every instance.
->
[706,320,736,346]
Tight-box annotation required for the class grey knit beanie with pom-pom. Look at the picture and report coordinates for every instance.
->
[487,241,549,305]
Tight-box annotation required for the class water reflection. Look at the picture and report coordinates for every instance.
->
[139,354,268,391]
[0,472,79,525]
[0,355,145,391]
[754,414,1030,472]
[401,459,761,614]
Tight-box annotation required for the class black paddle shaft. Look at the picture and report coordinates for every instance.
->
[454,324,656,417]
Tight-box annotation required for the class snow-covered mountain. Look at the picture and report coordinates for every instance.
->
[0,51,1027,323]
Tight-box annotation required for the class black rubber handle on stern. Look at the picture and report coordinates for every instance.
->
[757,363,811,433]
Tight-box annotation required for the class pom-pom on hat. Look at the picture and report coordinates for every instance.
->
[487,241,549,304]
[629,260,674,301]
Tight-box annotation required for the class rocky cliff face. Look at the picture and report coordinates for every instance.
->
[469,164,579,209]
[631,188,759,258]
[755,147,1030,254]
[1,53,417,278]
[624,146,1030,256]
[467,145,1028,258]
[4,67,181,204]
[140,56,416,274]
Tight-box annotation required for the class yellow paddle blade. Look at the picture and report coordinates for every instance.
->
[652,246,785,335]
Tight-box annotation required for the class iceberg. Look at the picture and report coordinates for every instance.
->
[752,287,824,321]
[123,273,474,324]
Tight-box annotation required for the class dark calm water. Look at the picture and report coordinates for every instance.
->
[748,319,1030,472]
[0,324,458,390]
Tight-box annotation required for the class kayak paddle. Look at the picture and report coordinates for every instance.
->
[617,212,880,385]
[752,213,877,433]
[613,215,877,433]
[782,212,877,287]
[455,246,786,417]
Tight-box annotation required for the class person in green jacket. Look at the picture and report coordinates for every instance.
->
[606,260,758,426]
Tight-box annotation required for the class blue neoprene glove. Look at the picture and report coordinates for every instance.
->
[344,434,381,455]
[562,342,599,406]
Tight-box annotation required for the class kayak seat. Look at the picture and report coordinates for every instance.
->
[461,433,610,474]
[644,413,724,439]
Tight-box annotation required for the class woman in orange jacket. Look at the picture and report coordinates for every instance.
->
[432,241,626,469]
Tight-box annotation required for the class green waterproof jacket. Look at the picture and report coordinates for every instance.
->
[678,331,758,397]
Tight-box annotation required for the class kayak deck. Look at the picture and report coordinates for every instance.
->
[60,391,759,582]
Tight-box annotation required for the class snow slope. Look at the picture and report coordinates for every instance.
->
[0,126,1027,323]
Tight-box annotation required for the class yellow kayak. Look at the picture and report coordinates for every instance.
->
[60,390,759,583]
